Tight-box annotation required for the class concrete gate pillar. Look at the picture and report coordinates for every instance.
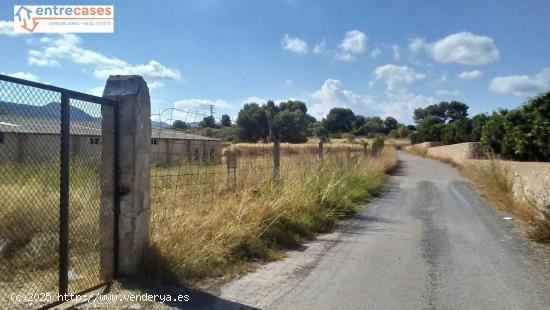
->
[102,75,151,276]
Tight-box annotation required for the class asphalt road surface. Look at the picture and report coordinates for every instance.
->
[216,152,550,310]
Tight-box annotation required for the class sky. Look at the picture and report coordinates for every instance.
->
[1,0,549,124]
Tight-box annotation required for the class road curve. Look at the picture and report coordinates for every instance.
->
[216,151,550,310]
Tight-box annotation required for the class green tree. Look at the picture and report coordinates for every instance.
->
[273,109,309,143]
[236,103,269,142]
[446,101,469,123]
[413,102,449,123]
[170,120,190,131]
[503,92,550,161]
[352,115,366,134]
[442,118,471,144]
[480,111,509,156]
[273,100,313,143]
[199,116,216,128]
[470,113,488,141]
[410,116,444,144]
[313,122,330,142]
[389,124,410,139]
[221,114,232,127]
[324,108,355,133]
[383,116,398,133]
[362,116,384,136]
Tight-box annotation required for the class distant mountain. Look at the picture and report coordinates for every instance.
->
[0,101,99,121]
[151,120,171,128]
[0,101,196,129]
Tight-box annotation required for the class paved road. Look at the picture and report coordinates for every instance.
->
[217,152,550,310]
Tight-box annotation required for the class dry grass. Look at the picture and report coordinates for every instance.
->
[0,159,113,307]
[385,139,411,150]
[145,147,398,284]
[460,160,549,243]
[229,141,365,155]
[406,144,428,157]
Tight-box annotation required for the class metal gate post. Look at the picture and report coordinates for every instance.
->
[59,92,70,299]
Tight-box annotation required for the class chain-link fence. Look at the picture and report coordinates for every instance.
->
[0,74,117,309]
[148,108,368,262]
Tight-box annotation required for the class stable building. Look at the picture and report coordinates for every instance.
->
[0,115,222,165]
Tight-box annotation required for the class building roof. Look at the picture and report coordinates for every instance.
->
[0,115,219,141]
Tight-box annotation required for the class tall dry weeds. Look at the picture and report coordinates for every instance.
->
[460,159,549,243]
[145,147,398,284]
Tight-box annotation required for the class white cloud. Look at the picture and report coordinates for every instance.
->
[89,86,104,97]
[0,20,26,37]
[173,98,233,110]
[380,92,437,122]
[371,47,381,58]
[391,44,401,61]
[370,64,426,92]
[313,40,326,54]
[281,34,308,54]
[3,72,37,81]
[489,67,550,96]
[436,89,460,96]
[243,96,267,104]
[428,32,500,65]
[93,60,180,81]
[336,30,367,61]
[28,57,60,67]
[285,79,293,84]
[309,78,375,119]
[309,78,434,123]
[147,81,166,89]
[458,70,483,79]
[408,37,427,54]
[26,34,181,86]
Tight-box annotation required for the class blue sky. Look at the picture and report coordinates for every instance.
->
[1,0,549,124]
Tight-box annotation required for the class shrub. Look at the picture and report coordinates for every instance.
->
[371,135,384,155]
[342,132,355,143]
[480,92,549,161]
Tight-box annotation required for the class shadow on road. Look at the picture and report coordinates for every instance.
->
[117,279,258,309]
[67,278,258,309]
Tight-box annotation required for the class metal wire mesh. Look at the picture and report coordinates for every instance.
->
[150,108,273,233]
[0,75,116,309]
[148,108,366,245]
[67,98,115,293]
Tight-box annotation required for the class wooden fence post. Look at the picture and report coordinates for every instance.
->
[273,140,280,184]
[318,141,324,163]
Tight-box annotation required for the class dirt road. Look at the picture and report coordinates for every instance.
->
[216,152,550,310]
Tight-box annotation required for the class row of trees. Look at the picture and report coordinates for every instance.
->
[170,114,232,131]
[323,108,411,139]
[235,102,412,143]
[237,100,316,143]
[410,92,549,161]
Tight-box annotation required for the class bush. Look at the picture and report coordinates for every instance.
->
[371,135,384,155]
[342,132,355,143]
[480,92,549,161]
[329,132,342,139]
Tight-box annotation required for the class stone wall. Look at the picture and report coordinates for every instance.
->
[426,142,484,164]
[404,141,442,151]
[408,141,549,219]
[468,160,550,219]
